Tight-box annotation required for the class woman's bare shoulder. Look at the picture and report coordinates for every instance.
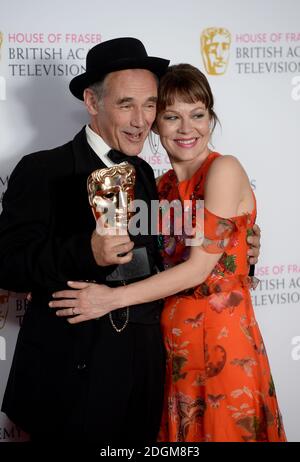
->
[208,154,248,181]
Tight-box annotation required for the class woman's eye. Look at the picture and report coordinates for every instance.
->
[164,115,178,121]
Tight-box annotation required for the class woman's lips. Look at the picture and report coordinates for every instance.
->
[174,137,198,148]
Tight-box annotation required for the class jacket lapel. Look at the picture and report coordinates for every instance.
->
[72,127,107,176]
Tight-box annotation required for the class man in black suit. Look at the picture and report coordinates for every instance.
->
[0,37,260,443]
[0,37,170,443]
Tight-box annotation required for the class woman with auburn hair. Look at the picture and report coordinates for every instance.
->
[50,64,286,442]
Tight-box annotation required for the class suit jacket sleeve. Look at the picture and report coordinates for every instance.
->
[0,155,111,292]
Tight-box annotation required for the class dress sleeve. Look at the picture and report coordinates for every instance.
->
[201,207,236,254]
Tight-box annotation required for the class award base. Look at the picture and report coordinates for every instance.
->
[106,246,152,333]
[106,246,151,282]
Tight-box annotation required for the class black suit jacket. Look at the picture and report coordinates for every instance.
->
[0,127,116,293]
[0,128,163,434]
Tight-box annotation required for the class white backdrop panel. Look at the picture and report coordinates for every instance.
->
[0,0,299,442]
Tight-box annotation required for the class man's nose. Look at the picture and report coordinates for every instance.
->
[131,107,145,127]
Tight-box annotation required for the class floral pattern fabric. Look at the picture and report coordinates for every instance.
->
[157,152,286,442]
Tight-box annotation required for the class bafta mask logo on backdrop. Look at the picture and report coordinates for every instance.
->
[0,291,9,330]
[291,336,300,360]
[291,75,300,101]
[0,76,6,101]
[0,32,3,60]
[201,27,231,75]
[0,32,5,101]
[0,335,5,360]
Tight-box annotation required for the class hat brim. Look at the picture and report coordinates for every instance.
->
[69,56,170,100]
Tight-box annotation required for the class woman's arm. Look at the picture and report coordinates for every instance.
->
[50,156,252,323]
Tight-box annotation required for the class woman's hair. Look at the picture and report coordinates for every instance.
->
[157,63,219,132]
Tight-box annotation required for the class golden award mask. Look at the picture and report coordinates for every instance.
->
[87,162,136,231]
[0,32,3,59]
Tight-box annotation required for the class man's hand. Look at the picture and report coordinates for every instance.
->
[247,224,261,265]
[91,228,134,266]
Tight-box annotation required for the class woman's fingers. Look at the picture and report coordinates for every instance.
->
[51,289,78,299]
[49,283,112,324]
[67,314,89,324]
[54,307,77,317]
[67,281,90,289]
[49,298,78,308]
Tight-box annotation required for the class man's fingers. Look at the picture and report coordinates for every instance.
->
[115,251,133,265]
[67,314,89,324]
[114,241,134,255]
[96,222,128,237]
[247,247,259,257]
[247,235,260,248]
[67,281,90,289]
[248,256,258,265]
[111,235,132,246]
[253,223,261,237]
[102,242,134,264]
[91,227,134,266]
[252,236,260,248]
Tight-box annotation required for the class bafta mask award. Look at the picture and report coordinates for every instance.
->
[200,27,231,76]
[87,162,136,232]
[87,161,152,333]
[87,162,151,283]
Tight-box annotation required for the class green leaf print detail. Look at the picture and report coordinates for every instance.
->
[253,415,260,439]
[269,376,276,397]
[213,267,225,277]
[247,228,254,237]
[218,218,233,228]
[157,234,164,250]
[222,254,237,273]
[172,356,188,383]
[200,283,210,296]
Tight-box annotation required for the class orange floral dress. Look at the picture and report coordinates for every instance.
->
[157,152,286,442]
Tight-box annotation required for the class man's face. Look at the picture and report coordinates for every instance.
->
[90,69,158,156]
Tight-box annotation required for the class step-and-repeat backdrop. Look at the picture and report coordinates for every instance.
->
[0,0,299,442]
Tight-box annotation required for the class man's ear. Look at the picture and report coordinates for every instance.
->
[83,88,99,116]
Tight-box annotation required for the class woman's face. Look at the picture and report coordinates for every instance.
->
[156,99,211,163]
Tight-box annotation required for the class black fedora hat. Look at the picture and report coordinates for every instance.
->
[69,37,170,100]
